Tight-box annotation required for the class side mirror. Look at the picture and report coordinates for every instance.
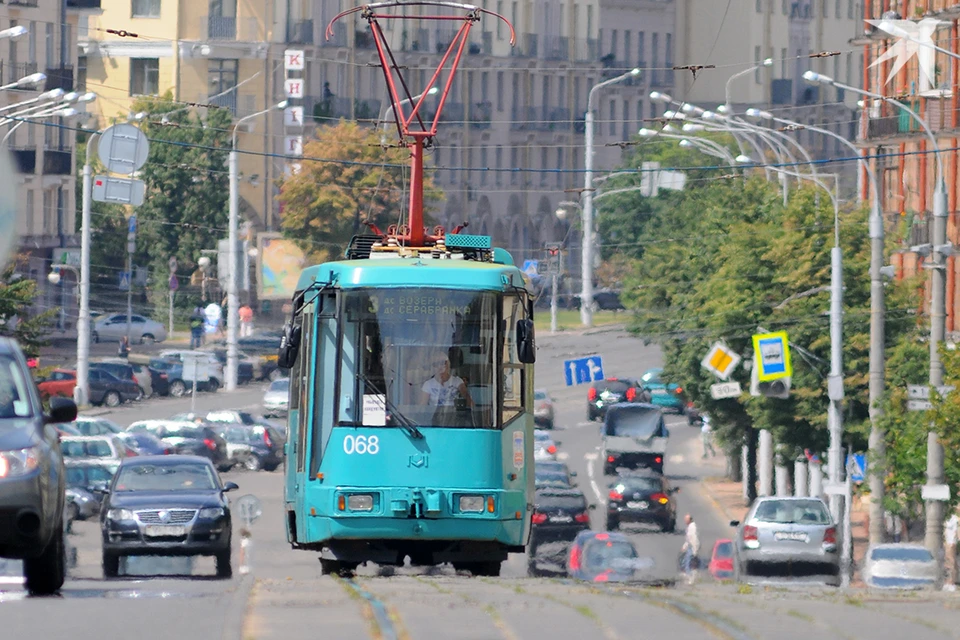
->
[47,397,78,424]
[570,471,578,477]
[277,322,301,369]
[223,481,239,492]
[670,487,679,494]
[588,503,597,511]
[729,520,740,527]
[515,318,536,364]
[554,440,562,447]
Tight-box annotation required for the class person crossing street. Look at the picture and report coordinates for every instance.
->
[680,513,700,584]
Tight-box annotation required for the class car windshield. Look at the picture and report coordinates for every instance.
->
[753,499,832,525]
[535,471,570,486]
[65,464,117,487]
[163,425,205,439]
[62,440,113,458]
[715,541,734,558]
[583,540,638,569]
[534,390,548,400]
[0,355,33,420]
[595,380,630,394]
[871,547,934,562]
[615,477,662,492]
[113,462,218,492]
[604,407,665,439]
[641,370,662,384]
[269,379,289,392]
[536,493,585,510]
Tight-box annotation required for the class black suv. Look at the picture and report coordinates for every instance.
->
[528,488,593,570]
[0,338,78,594]
[606,470,678,532]
[586,377,651,421]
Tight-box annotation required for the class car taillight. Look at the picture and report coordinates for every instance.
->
[126,449,136,457]
[823,527,837,545]
[569,545,581,571]
[594,572,610,582]
[607,455,616,463]
[547,445,557,454]
[588,388,598,401]
[744,525,758,542]
[675,387,683,394]
[626,387,636,402]
[160,373,168,379]
[651,492,669,505]
[531,512,547,524]
[164,447,172,455]
[263,431,272,448]
[203,438,217,451]
[575,512,590,523]
[609,490,623,501]
[654,456,662,464]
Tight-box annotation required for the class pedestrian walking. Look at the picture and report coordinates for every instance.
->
[239,304,254,337]
[680,513,700,584]
[189,304,204,349]
[701,415,716,459]
[117,336,130,359]
[945,511,959,590]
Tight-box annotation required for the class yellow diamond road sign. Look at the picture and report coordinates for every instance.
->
[752,331,792,382]
[701,342,741,380]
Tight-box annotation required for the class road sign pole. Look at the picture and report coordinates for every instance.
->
[827,245,845,523]
[74,141,96,407]
[550,272,558,334]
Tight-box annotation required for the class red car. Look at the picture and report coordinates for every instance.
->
[709,538,734,580]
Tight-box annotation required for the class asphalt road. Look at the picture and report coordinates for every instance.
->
[3,327,960,639]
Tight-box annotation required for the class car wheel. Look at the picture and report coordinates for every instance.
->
[102,551,120,578]
[104,390,121,407]
[206,378,220,392]
[66,502,79,532]
[92,332,99,343]
[243,454,262,472]
[24,526,65,595]
[141,333,155,345]
[662,519,676,533]
[135,386,145,402]
[170,380,187,397]
[606,516,619,531]
[216,548,232,579]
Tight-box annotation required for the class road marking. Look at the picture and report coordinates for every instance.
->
[584,452,598,461]
[669,455,685,464]
[557,451,569,461]
[586,456,606,505]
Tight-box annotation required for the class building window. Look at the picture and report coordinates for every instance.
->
[781,48,787,78]
[835,0,840,18]
[665,33,673,74]
[130,58,159,95]
[495,146,502,186]
[587,5,593,37]
[208,59,238,111]
[480,147,488,186]
[510,147,518,185]
[845,52,852,85]
[782,0,787,13]
[754,46,762,83]
[25,191,33,235]
[132,0,160,18]
[555,148,563,189]
[610,29,618,59]
[8,21,17,72]
[540,147,548,186]
[624,31,631,65]
[638,31,645,66]
[622,99,630,140]
[608,100,615,136]
[28,21,36,64]
[637,99,644,129]
[45,23,53,68]
[496,71,504,111]
[42,190,52,235]
[496,0,504,39]
[77,55,87,91]
[756,0,762,12]
[848,0,854,19]
[450,145,458,184]
[651,33,659,82]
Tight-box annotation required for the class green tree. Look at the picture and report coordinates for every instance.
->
[278,121,443,262]
[0,258,56,357]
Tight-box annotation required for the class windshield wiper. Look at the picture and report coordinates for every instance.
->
[357,371,423,439]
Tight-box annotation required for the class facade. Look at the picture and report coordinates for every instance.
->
[3,0,93,327]
[855,0,960,333]
[675,0,861,192]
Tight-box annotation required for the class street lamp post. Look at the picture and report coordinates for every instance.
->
[47,264,79,334]
[379,87,438,144]
[582,67,640,328]
[804,69,948,558]
[227,100,287,391]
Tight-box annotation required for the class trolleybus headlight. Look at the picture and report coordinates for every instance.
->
[459,496,484,512]
[347,494,374,511]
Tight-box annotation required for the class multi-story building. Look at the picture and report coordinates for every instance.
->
[854,0,960,333]
[675,0,861,192]
[3,0,93,327]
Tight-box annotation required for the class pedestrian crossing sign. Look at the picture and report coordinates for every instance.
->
[701,342,741,380]
[752,331,792,382]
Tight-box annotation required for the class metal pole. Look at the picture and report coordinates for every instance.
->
[550,272,558,334]
[581,110,594,328]
[775,463,790,497]
[74,150,93,407]
[927,186,949,557]
[758,430,773,496]
[827,245,844,523]
[868,198,886,545]
[126,251,133,344]
[842,471,853,588]
[794,459,808,497]
[191,354,198,414]
[226,149,239,391]
[168,290,174,337]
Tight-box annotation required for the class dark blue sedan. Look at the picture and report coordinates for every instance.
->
[567,530,654,583]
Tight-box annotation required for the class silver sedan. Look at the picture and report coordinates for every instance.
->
[862,544,938,589]
[730,496,840,585]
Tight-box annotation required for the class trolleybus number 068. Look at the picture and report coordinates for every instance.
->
[343,435,380,455]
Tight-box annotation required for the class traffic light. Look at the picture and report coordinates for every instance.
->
[544,243,562,274]
[758,378,791,399]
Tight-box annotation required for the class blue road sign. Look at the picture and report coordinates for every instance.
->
[119,271,131,291]
[127,215,137,235]
[847,453,866,483]
[563,355,604,387]
[522,259,538,277]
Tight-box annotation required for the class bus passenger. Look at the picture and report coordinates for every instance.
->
[421,354,474,422]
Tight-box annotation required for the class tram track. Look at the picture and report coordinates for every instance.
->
[336,576,403,640]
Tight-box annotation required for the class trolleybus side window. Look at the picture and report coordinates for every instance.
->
[501,294,527,426]
[294,307,314,473]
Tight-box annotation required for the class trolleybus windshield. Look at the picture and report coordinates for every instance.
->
[339,289,498,429]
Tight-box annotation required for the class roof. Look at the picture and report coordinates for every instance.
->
[0,337,21,355]
[296,258,526,292]
[120,454,212,466]
[535,487,586,498]
[60,435,116,441]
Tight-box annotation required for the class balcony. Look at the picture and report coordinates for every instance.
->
[771,79,794,105]
[11,148,36,174]
[42,149,72,175]
[510,105,537,130]
[543,35,568,61]
[322,22,347,48]
[399,28,430,52]
[67,0,101,9]
[510,33,538,58]
[208,92,237,115]
[864,116,900,138]
[287,19,314,45]
[548,107,571,131]
[308,97,381,122]
[202,17,258,41]
[573,37,599,63]
[355,30,376,49]
[1,62,39,87]
[649,69,674,87]
[468,101,492,129]
[44,66,74,92]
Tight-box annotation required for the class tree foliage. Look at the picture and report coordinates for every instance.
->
[277,121,443,262]
[0,258,56,356]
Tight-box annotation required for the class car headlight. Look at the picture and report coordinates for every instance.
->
[0,446,40,478]
[199,507,225,519]
[459,496,484,513]
[107,508,135,521]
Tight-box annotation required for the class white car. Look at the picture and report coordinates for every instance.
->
[92,314,167,344]
[262,378,289,417]
[534,429,560,462]
[159,350,225,389]
[72,416,125,436]
[60,435,134,463]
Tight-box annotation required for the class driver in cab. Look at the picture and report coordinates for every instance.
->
[421,353,474,424]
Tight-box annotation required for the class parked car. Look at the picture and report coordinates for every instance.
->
[214,423,285,471]
[37,368,79,400]
[73,416,125,437]
[534,388,555,429]
[639,368,688,414]
[148,358,218,397]
[66,487,100,521]
[100,455,238,578]
[0,337,78,595]
[158,350,224,391]
[40,369,140,407]
[730,496,840,585]
[202,348,256,385]
[119,432,172,456]
[64,459,119,507]
[262,377,290,417]
[126,420,231,472]
[528,487,593,576]
[605,469,678,532]
[92,314,167,344]
[708,539,735,580]
[587,377,651,421]
[92,359,156,398]
[567,530,654,583]
[533,429,560,462]
[60,435,135,463]
[862,544,938,590]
